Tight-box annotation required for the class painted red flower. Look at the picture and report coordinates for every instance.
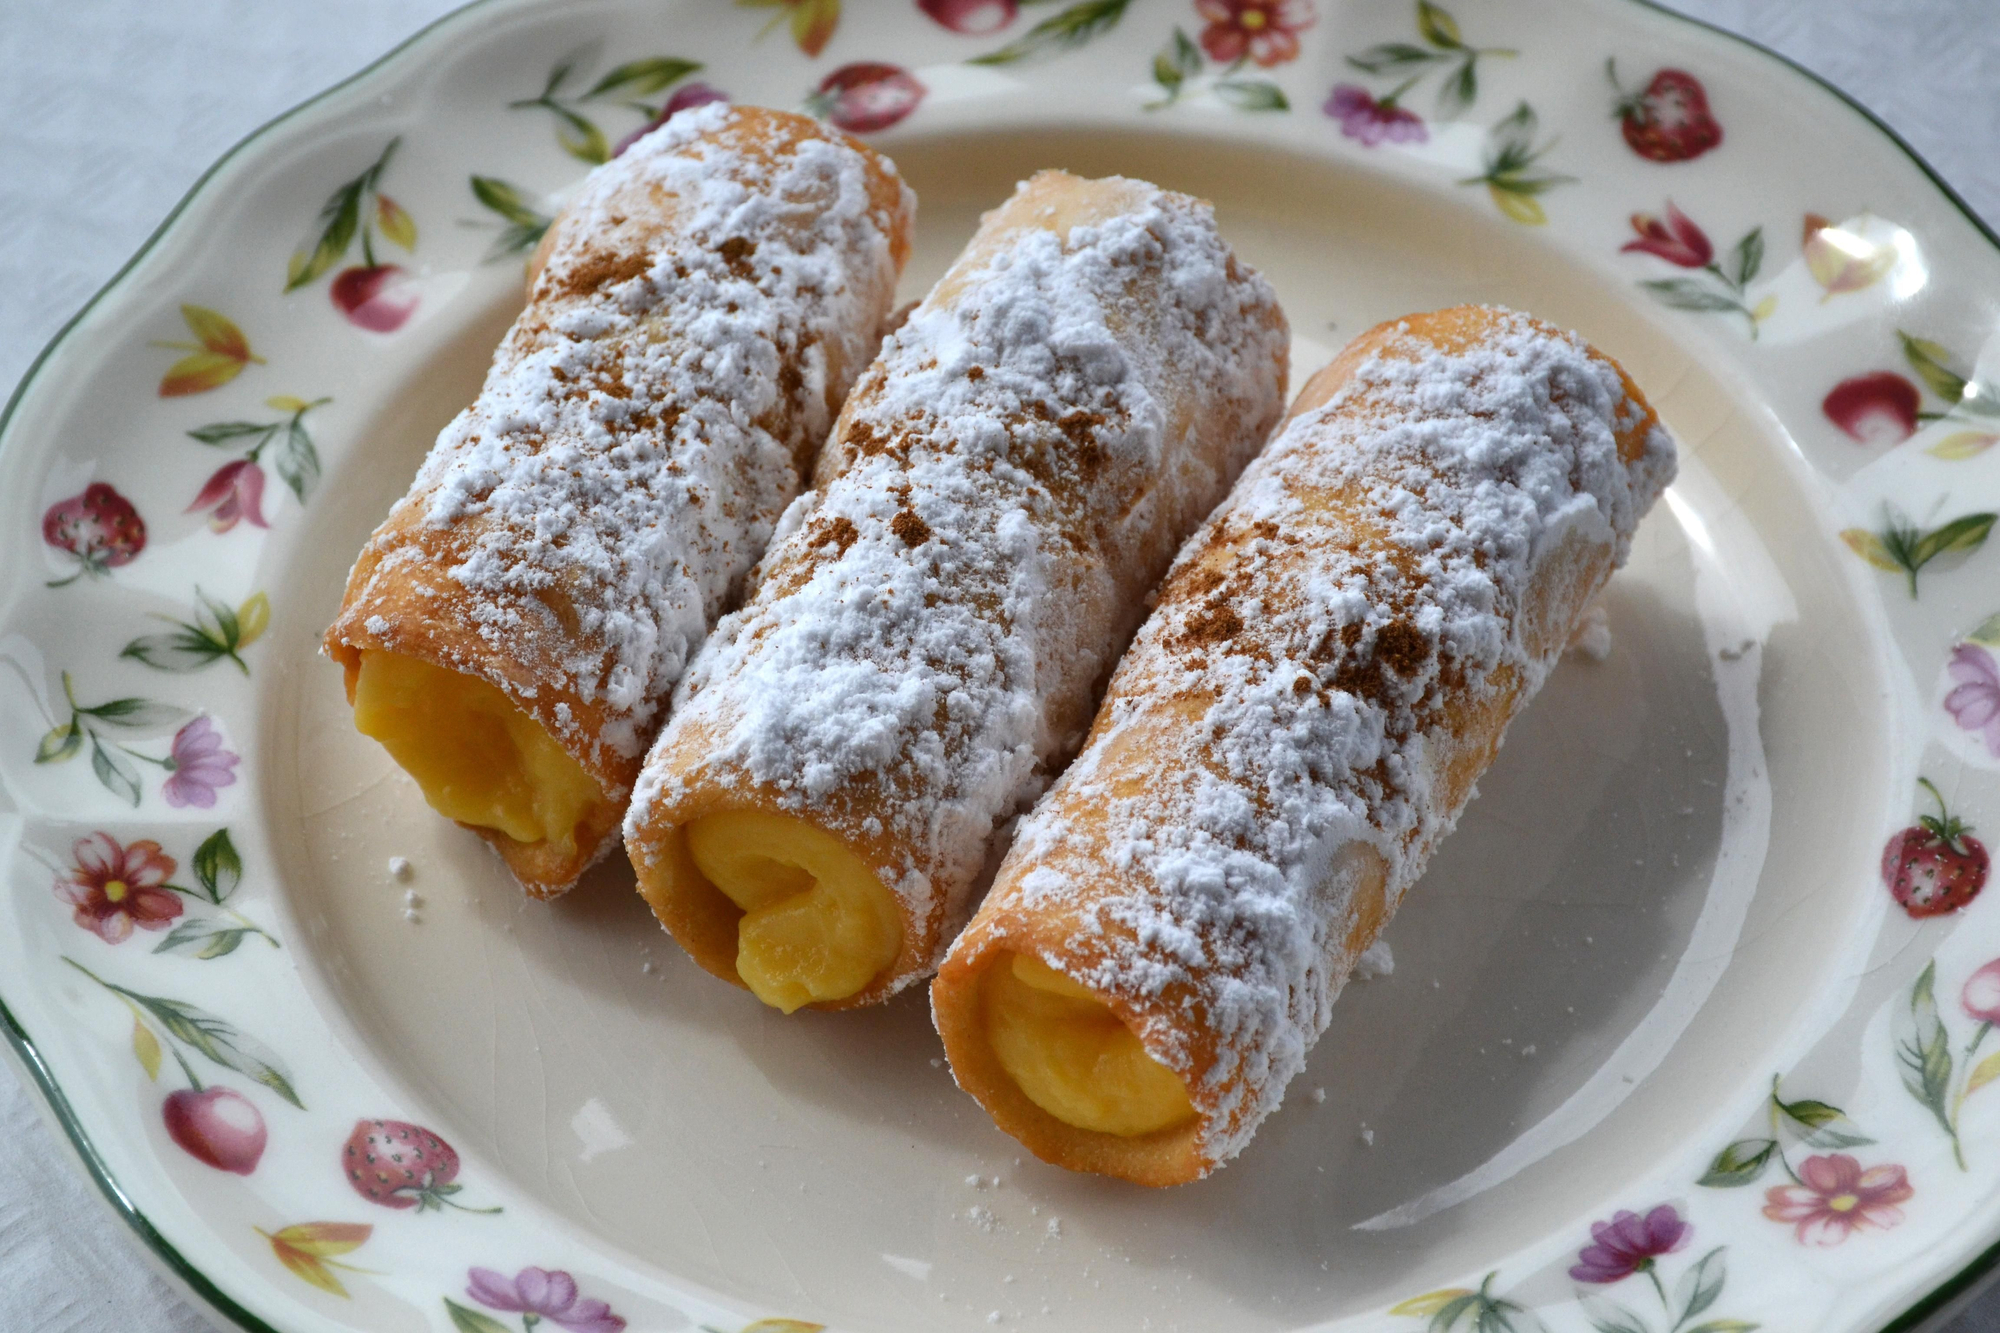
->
[1823,371,1920,446]
[1323,84,1426,147]
[613,83,731,157]
[1622,202,1713,267]
[42,483,146,584]
[1195,0,1315,68]
[808,63,925,134]
[187,458,269,533]
[331,264,419,333]
[919,0,1016,35]
[54,832,182,944]
[1762,1153,1912,1245]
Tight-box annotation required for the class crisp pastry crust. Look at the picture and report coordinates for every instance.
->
[624,170,1290,1008]
[931,306,1678,1185]
[323,104,914,897]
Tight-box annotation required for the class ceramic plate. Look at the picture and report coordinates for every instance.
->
[6,0,2000,1329]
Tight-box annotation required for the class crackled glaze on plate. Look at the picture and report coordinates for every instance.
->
[3,1,2000,1330]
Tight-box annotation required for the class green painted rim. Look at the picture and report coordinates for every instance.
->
[1,2,1995,1331]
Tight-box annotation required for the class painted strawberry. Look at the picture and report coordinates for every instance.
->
[806,63,925,134]
[330,264,418,333]
[164,1087,266,1175]
[1608,62,1722,163]
[342,1118,498,1213]
[1883,778,1990,917]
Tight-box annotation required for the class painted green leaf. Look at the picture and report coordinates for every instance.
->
[1438,57,1476,116]
[276,418,320,504]
[1913,512,1996,566]
[1774,1095,1873,1148]
[85,697,186,728]
[153,918,252,959]
[1389,1290,1475,1317]
[132,1015,162,1080]
[969,0,1134,66]
[287,181,362,292]
[1895,960,1956,1140]
[90,737,142,807]
[1640,279,1745,315]
[1682,1322,1759,1333]
[376,194,418,252]
[1348,42,1439,74]
[1697,1137,1776,1187]
[585,56,700,99]
[1417,0,1463,48]
[186,421,275,446]
[1214,79,1289,111]
[1675,1247,1726,1325]
[444,1299,514,1333]
[553,105,611,164]
[35,721,82,764]
[1901,331,1969,404]
[1153,26,1200,93]
[120,629,229,673]
[1579,1295,1649,1333]
[117,988,302,1108]
[1968,613,2000,647]
[1840,527,1900,572]
[1731,226,1765,289]
[471,176,544,227]
[194,828,242,904]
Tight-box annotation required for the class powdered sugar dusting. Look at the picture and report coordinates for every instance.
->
[992,309,1674,1168]
[631,173,1287,990]
[335,105,911,775]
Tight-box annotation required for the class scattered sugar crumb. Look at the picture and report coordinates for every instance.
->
[1359,1126,1375,1146]
[1310,1086,1326,1104]
[966,1205,996,1232]
[1353,940,1394,980]
[931,1058,943,1068]
[1568,603,1612,661]
[402,889,423,909]
[387,856,411,880]
[401,908,421,924]
[1045,1217,1062,1239]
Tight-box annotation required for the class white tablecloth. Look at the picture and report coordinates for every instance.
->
[3,1,1997,1328]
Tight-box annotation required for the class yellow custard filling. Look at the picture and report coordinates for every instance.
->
[983,953,1195,1137]
[351,650,604,854]
[684,810,903,1013]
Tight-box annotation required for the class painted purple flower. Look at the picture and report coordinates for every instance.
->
[162,716,239,809]
[1569,1204,1690,1283]
[1323,83,1426,146]
[1947,643,2000,757]
[1964,958,2000,1025]
[467,1267,625,1333]
[612,83,731,157]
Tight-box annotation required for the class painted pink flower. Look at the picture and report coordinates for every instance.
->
[1964,958,2000,1025]
[1622,202,1713,267]
[187,459,268,533]
[1323,84,1426,146]
[1569,1204,1690,1283]
[1947,643,2000,757]
[467,1267,626,1333]
[43,483,146,584]
[1763,1153,1912,1245]
[919,0,1016,35]
[1823,371,1920,446]
[1196,0,1315,68]
[163,716,238,809]
[54,832,182,944]
[613,83,731,157]
[331,264,419,333]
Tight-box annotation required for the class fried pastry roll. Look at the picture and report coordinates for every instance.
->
[932,306,1679,1184]
[324,105,914,897]
[623,171,1289,1012]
